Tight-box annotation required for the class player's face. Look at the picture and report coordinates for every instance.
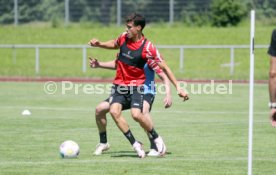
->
[125,22,140,39]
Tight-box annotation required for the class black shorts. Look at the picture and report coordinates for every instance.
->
[143,93,155,112]
[109,85,144,110]
[104,93,154,111]
[104,96,131,110]
[268,29,276,57]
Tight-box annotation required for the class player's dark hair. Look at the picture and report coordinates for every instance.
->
[125,13,146,30]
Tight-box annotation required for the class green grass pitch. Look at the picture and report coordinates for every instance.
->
[0,82,275,175]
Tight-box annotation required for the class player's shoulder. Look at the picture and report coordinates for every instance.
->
[116,32,128,46]
[121,32,128,37]
[117,32,127,40]
[144,39,157,51]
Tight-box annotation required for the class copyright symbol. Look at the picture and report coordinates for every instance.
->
[44,81,57,95]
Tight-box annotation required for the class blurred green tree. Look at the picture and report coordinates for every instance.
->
[210,0,248,27]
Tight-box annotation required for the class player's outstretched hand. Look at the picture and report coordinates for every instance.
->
[88,39,101,47]
[270,108,276,127]
[89,57,99,68]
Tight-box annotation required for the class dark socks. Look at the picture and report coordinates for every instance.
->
[148,128,159,140]
[99,132,107,143]
[149,137,157,150]
[124,130,136,145]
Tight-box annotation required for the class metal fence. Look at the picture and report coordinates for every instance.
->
[0,0,222,26]
[1,0,276,26]
[0,44,268,75]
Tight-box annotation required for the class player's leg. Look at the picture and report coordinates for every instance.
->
[142,94,160,156]
[268,29,276,127]
[130,89,166,156]
[93,100,111,155]
[269,57,276,127]
[109,88,145,158]
[109,103,129,132]
[95,100,110,132]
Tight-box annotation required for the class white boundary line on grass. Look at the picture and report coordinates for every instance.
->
[0,105,268,115]
[0,157,275,166]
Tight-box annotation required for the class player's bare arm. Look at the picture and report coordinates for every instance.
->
[88,39,119,49]
[89,57,116,70]
[157,72,172,108]
[157,60,189,101]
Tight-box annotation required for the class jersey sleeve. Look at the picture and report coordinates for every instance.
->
[115,32,127,47]
[145,41,164,63]
[268,29,276,57]
[147,59,163,75]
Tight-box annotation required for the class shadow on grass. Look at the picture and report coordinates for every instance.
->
[104,150,172,158]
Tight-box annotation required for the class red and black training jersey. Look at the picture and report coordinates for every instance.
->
[113,32,164,86]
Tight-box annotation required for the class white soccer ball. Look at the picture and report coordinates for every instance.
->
[59,140,80,158]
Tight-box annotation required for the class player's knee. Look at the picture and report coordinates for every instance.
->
[269,70,276,79]
[109,108,120,119]
[95,103,109,117]
[131,110,142,122]
[95,106,104,116]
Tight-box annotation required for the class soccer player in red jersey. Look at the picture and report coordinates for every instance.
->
[89,13,188,158]
[268,29,276,127]
[89,57,172,157]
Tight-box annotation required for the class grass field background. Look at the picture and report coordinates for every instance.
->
[0,23,274,80]
[0,82,275,175]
